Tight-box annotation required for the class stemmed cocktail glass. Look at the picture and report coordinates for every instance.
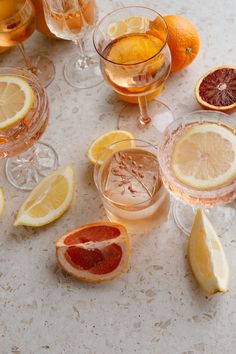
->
[43,0,102,89]
[93,6,173,144]
[0,0,55,87]
[158,110,236,235]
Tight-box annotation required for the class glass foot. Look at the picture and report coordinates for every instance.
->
[64,52,102,89]
[172,198,236,236]
[18,55,55,88]
[118,99,174,145]
[5,142,58,190]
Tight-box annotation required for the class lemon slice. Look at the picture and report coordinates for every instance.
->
[0,188,4,216]
[87,130,134,164]
[14,165,75,227]
[188,208,230,294]
[107,16,149,40]
[171,123,236,189]
[0,75,34,130]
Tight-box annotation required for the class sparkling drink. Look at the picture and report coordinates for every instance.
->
[0,0,35,47]
[95,141,170,233]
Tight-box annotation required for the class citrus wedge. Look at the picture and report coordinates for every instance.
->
[195,66,236,111]
[0,188,4,216]
[171,123,236,189]
[107,16,149,40]
[56,222,130,282]
[14,165,75,227]
[87,130,134,164]
[188,208,230,294]
[0,75,34,130]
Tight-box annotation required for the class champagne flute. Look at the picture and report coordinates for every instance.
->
[0,0,55,87]
[43,0,102,89]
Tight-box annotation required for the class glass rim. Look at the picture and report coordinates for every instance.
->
[158,109,236,203]
[0,0,30,26]
[93,6,169,67]
[93,138,161,208]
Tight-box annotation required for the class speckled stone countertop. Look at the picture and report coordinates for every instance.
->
[0,0,236,353]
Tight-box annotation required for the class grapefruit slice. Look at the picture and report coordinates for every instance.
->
[56,222,130,282]
[195,66,236,111]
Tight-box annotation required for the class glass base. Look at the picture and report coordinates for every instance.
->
[18,55,55,88]
[172,198,236,236]
[118,99,174,145]
[5,142,58,190]
[64,52,102,89]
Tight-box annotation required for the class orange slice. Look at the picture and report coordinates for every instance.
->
[56,222,130,282]
[195,66,236,111]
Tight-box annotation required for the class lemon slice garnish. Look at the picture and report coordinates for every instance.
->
[107,16,149,40]
[0,75,34,130]
[188,209,230,294]
[14,165,75,227]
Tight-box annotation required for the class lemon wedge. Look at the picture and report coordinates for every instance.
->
[188,208,230,294]
[87,130,134,164]
[171,123,236,189]
[107,16,149,40]
[0,75,34,130]
[14,165,75,227]
[0,188,4,216]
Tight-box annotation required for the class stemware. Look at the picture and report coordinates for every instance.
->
[0,0,55,87]
[43,0,101,89]
[93,6,174,144]
[0,67,58,190]
[158,110,236,235]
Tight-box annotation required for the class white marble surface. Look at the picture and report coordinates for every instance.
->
[0,0,236,353]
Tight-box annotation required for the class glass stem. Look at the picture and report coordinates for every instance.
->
[73,39,90,69]
[138,96,152,126]
[17,43,38,75]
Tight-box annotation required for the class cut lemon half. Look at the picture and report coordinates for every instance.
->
[0,75,34,130]
[188,208,230,294]
[56,222,130,283]
[0,188,4,216]
[107,16,149,40]
[87,130,134,164]
[171,123,236,189]
[14,165,75,227]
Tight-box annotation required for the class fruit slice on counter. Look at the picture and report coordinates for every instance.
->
[195,66,236,111]
[14,165,75,227]
[188,209,230,294]
[171,123,236,189]
[0,188,4,216]
[0,75,34,130]
[56,222,130,282]
[87,130,134,164]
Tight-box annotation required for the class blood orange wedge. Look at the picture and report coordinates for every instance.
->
[56,222,130,283]
[195,66,236,111]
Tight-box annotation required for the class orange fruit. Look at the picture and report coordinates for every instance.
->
[31,0,59,39]
[155,15,200,72]
[56,222,130,283]
[195,66,236,111]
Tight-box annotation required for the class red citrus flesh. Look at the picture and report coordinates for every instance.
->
[198,67,236,108]
[64,225,121,245]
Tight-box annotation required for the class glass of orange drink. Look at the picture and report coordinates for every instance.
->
[93,6,173,143]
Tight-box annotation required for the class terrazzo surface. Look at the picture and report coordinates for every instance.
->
[0,0,236,353]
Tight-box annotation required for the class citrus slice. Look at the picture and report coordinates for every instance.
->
[14,165,75,227]
[0,75,34,130]
[195,66,236,111]
[188,208,230,294]
[87,130,134,164]
[56,222,130,282]
[171,123,236,189]
[107,16,149,40]
[0,188,4,216]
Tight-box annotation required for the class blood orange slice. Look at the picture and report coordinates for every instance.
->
[56,222,130,282]
[195,66,236,111]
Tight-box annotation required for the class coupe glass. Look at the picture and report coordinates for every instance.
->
[93,6,174,144]
[0,67,58,190]
[43,0,102,89]
[0,0,55,88]
[158,110,236,236]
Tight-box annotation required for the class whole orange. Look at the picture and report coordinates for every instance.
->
[163,15,200,72]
